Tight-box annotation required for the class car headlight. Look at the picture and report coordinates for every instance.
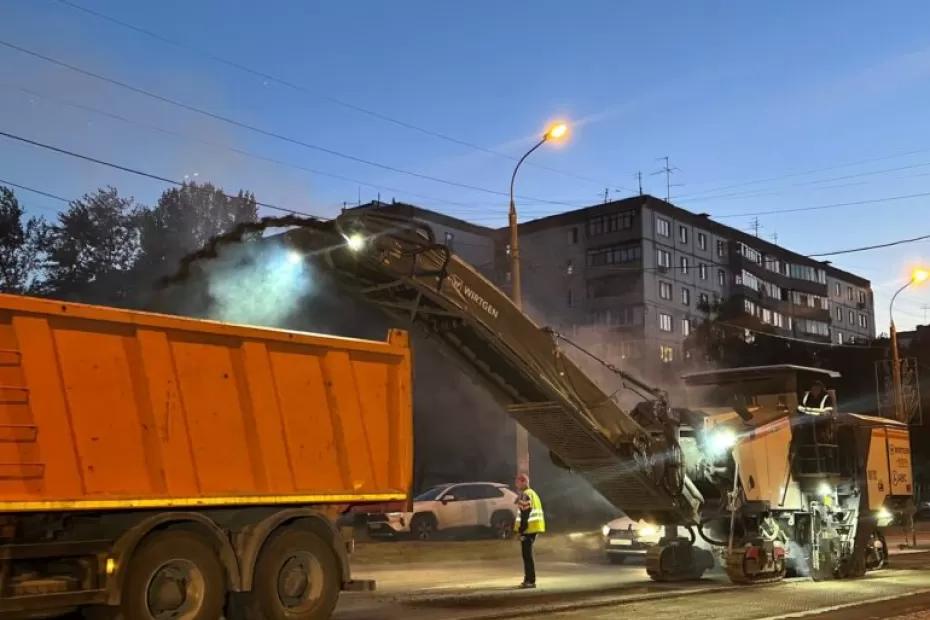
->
[877,507,893,527]
[602,524,611,537]
[638,525,659,538]
[386,512,403,519]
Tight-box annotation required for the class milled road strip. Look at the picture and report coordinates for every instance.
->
[752,587,930,620]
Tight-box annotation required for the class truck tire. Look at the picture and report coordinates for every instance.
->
[120,530,226,620]
[241,527,340,620]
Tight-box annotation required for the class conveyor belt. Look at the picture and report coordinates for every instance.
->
[288,211,702,524]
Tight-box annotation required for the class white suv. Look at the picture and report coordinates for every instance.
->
[367,482,518,540]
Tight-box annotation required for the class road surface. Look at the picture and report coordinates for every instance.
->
[335,541,930,620]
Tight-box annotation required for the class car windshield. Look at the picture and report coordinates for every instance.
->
[414,485,451,501]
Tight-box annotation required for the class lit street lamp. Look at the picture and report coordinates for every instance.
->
[509,121,569,476]
[889,268,928,422]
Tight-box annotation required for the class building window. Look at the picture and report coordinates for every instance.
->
[682,318,692,337]
[716,240,727,257]
[660,345,674,363]
[590,306,639,326]
[738,242,762,264]
[789,264,826,284]
[699,263,708,280]
[699,293,710,307]
[659,281,673,300]
[834,282,841,297]
[566,259,574,275]
[718,269,726,287]
[837,331,844,345]
[587,211,634,237]
[657,249,671,268]
[444,231,455,250]
[680,256,689,275]
[567,288,574,307]
[682,287,691,306]
[847,286,854,301]
[858,313,867,328]
[659,313,673,332]
[736,269,782,299]
[835,307,843,322]
[698,232,707,251]
[587,243,642,266]
[858,290,867,305]
[678,225,688,244]
[848,310,854,324]
[570,227,578,244]
[656,217,671,237]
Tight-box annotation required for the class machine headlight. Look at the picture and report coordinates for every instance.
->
[386,512,404,519]
[638,525,659,538]
[877,507,893,527]
[602,524,611,537]
[343,233,366,252]
[706,428,737,457]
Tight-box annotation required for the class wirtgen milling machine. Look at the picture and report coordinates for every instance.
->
[285,210,913,585]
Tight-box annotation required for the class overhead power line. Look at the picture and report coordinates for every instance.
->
[52,0,613,189]
[0,177,70,204]
[676,147,930,201]
[0,39,578,208]
[713,191,930,218]
[6,84,477,210]
[0,129,318,217]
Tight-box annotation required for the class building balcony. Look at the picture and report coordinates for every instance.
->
[732,254,828,296]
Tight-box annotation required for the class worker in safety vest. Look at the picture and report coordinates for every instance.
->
[798,380,835,415]
[514,473,545,588]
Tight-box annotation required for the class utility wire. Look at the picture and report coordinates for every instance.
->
[0,129,319,217]
[0,177,70,204]
[6,84,477,210]
[713,191,930,219]
[676,147,930,201]
[52,0,612,189]
[0,39,578,208]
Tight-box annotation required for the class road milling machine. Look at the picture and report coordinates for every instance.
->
[278,209,913,585]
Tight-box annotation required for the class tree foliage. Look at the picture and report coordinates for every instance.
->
[0,187,46,294]
[136,183,258,282]
[42,187,140,304]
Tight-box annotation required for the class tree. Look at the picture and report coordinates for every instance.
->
[135,183,258,282]
[0,187,46,294]
[43,187,140,304]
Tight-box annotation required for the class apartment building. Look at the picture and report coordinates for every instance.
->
[348,196,875,371]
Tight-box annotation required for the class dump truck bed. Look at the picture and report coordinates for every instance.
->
[0,293,412,512]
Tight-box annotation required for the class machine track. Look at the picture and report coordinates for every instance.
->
[724,545,787,585]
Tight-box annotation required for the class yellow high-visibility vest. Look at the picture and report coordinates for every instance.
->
[514,488,546,534]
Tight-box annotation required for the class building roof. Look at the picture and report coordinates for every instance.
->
[516,194,872,288]
[345,196,871,289]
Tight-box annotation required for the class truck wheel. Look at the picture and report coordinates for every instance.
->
[410,514,436,541]
[120,530,225,620]
[244,527,340,620]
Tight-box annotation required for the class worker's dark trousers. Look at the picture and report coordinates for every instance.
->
[521,533,537,584]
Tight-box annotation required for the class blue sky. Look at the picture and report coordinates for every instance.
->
[1,0,929,329]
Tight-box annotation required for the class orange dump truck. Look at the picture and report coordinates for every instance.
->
[0,293,412,619]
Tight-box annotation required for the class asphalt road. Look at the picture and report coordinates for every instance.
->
[334,548,930,620]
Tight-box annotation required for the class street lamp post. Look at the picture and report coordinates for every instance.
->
[889,268,929,422]
[509,122,568,477]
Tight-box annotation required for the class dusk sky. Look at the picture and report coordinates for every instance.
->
[2,0,929,330]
